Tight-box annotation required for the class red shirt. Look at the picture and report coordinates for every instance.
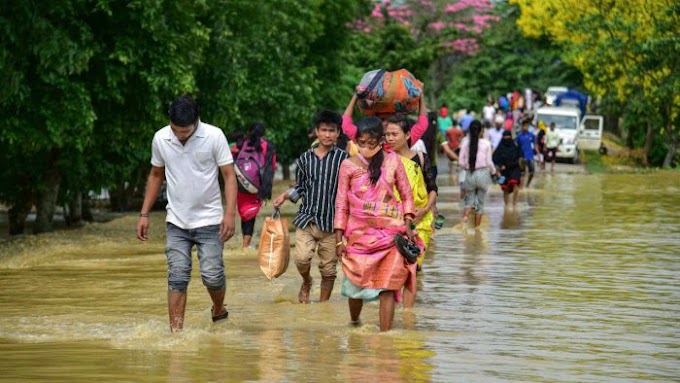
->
[446,127,464,150]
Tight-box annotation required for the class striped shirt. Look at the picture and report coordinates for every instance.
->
[292,145,349,232]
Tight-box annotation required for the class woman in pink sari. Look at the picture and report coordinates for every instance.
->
[334,117,416,332]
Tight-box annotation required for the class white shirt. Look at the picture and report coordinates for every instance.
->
[410,139,427,154]
[483,105,496,122]
[545,129,561,149]
[151,120,233,229]
[485,127,504,151]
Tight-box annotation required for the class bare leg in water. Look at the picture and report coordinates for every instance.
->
[349,298,363,324]
[168,291,187,332]
[460,207,473,227]
[402,285,416,308]
[474,212,483,228]
[242,235,252,248]
[379,290,396,332]
[208,287,226,318]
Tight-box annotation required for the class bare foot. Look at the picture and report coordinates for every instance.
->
[298,278,313,304]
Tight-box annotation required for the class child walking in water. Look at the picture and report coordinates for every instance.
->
[334,117,416,331]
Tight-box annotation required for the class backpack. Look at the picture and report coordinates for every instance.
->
[499,96,510,112]
[234,140,266,195]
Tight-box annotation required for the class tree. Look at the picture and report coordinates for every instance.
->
[0,0,212,234]
[438,3,583,111]
[197,0,364,174]
[510,0,680,167]
[0,1,97,233]
[348,0,500,103]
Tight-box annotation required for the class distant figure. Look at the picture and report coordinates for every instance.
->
[136,95,237,332]
[459,108,474,134]
[544,122,561,171]
[482,98,496,123]
[536,121,547,170]
[437,103,453,135]
[458,120,498,228]
[516,120,537,187]
[485,114,505,151]
[493,130,522,206]
[235,122,276,248]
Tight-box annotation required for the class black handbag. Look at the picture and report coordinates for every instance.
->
[394,234,420,264]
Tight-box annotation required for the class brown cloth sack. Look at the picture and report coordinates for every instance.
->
[258,210,290,280]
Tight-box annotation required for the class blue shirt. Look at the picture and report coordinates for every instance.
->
[460,114,474,133]
[516,131,536,160]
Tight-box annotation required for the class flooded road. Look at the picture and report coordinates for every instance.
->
[1,164,679,382]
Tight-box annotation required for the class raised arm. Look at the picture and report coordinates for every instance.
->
[342,94,358,141]
[409,96,429,143]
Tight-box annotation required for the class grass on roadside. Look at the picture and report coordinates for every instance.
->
[581,132,643,173]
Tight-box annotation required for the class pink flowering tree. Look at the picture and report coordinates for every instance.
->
[358,0,498,54]
[349,0,500,101]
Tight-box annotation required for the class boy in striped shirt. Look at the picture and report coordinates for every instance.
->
[273,110,349,303]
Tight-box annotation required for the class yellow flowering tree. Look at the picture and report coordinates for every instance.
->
[510,0,679,167]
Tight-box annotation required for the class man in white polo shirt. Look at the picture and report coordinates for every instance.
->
[136,95,237,332]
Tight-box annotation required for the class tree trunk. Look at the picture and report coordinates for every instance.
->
[82,195,94,222]
[109,182,131,212]
[8,192,33,236]
[34,166,61,234]
[626,121,638,149]
[663,137,678,168]
[641,124,655,167]
[282,163,291,181]
[662,113,678,168]
[67,192,83,226]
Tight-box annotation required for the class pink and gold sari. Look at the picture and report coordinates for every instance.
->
[334,152,416,299]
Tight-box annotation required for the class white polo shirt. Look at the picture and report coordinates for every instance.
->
[151,120,233,229]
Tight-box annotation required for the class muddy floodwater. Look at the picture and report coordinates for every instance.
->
[1,166,679,382]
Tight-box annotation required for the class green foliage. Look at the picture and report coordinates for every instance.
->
[198,0,363,164]
[438,3,583,111]
[346,22,437,82]
[0,0,366,227]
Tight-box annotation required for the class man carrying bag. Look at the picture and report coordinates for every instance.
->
[273,110,349,304]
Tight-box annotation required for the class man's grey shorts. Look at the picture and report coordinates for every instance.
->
[165,223,225,292]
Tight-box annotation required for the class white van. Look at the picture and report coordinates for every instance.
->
[535,107,604,163]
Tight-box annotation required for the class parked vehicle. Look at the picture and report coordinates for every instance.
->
[536,106,605,163]
[579,115,604,151]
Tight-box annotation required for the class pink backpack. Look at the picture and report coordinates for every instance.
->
[234,140,266,194]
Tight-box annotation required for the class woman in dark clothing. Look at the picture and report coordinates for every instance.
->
[492,130,522,206]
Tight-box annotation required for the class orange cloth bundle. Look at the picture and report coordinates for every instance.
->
[355,69,423,116]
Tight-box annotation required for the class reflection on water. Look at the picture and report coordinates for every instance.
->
[1,170,679,382]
